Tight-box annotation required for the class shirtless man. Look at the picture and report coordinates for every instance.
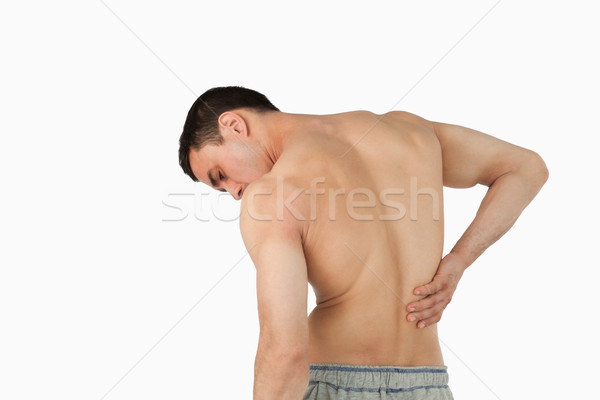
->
[178,86,549,399]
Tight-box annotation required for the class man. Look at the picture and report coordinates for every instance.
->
[178,86,549,399]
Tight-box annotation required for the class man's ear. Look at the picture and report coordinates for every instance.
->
[218,111,248,137]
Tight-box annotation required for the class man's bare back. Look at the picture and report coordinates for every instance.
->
[252,110,445,366]
[180,86,548,397]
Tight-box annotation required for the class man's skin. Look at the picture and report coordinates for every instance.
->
[187,109,549,399]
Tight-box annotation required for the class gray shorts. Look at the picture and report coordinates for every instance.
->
[303,363,454,400]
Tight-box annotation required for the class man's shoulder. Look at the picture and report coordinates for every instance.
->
[329,109,427,124]
[242,171,304,200]
[240,173,309,221]
[382,109,430,123]
[239,174,308,245]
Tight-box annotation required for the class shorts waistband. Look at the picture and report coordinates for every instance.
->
[308,363,449,392]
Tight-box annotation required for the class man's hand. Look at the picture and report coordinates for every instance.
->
[406,252,467,328]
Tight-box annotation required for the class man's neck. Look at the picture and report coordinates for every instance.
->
[243,110,319,166]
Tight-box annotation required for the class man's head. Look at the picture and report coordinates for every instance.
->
[178,86,280,200]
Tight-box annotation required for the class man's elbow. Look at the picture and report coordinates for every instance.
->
[518,151,549,186]
[253,344,309,398]
[257,343,308,368]
[256,333,308,367]
[531,153,549,185]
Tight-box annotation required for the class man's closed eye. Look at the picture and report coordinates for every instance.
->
[218,171,227,192]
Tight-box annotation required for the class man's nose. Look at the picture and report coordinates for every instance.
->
[228,183,244,200]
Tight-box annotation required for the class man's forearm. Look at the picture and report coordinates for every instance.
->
[451,159,549,269]
[253,347,309,399]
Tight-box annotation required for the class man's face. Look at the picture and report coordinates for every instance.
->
[189,135,269,200]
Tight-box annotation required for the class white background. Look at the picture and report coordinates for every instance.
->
[1,1,598,399]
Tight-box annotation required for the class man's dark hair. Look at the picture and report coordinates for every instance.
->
[178,86,280,182]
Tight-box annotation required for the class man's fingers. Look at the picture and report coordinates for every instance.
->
[406,298,445,322]
[414,280,442,296]
[411,302,446,327]
[416,314,442,329]
[406,295,437,312]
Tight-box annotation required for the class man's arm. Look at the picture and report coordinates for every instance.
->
[401,116,549,327]
[239,180,310,399]
[431,119,549,266]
